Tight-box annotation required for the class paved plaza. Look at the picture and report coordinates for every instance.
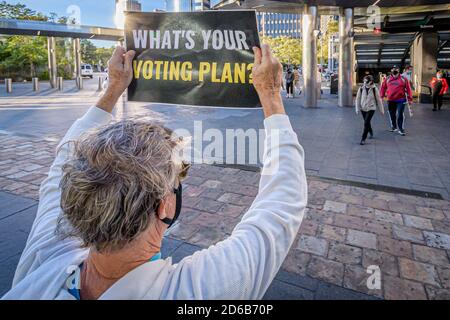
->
[0,77,450,299]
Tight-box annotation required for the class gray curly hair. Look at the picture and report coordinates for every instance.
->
[57,119,189,252]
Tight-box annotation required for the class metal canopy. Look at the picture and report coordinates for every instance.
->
[0,18,123,41]
[354,32,415,68]
[438,31,450,68]
[215,1,450,69]
[354,31,450,68]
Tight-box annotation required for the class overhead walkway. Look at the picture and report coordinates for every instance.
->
[0,18,123,41]
[0,18,123,89]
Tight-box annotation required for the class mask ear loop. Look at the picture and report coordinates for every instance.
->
[159,184,182,227]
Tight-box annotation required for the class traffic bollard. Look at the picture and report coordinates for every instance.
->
[76,76,83,90]
[5,78,12,93]
[32,77,39,92]
[98,76,104,91]
[57,77,64,91]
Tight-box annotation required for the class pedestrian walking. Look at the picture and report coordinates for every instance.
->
[402,66,414,90]
[355,75,385,145]
[380,65,413,136]
[430,71,448,111]
[293,67,301,96]
[317,68,323,98]
[285,67,294,98]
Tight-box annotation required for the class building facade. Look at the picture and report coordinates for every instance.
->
[257,12,302,39]
[115,0,142,28]
[115,0,142,12]
[165,0,211,12]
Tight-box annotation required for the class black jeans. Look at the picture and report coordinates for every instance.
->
[432,92,443,110]
[361,110,375,141]
[388,101,406,132]
[286,82,294,95]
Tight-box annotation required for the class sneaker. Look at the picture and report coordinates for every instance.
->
[369,133,374,139]
[360,140,365,145]
[389,128,398,132]
[399,130,406,136]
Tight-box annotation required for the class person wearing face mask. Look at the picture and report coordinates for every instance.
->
[285,67,295,98]
[355,75,385,145]
[380,65,413,136]
[430,71,449,111]
[2,45,307,300]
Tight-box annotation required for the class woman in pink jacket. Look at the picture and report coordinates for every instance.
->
[380,65,413,136]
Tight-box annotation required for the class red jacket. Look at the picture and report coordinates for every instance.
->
[380,75,413,103]
[430,77,449,96]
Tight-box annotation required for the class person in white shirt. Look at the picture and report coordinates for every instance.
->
[2,45,307,300]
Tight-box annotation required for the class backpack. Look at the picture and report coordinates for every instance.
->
[359,86,379,109]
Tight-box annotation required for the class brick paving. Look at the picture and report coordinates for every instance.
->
[1,132,450,300]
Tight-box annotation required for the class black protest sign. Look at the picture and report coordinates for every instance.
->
[124,11,260,108]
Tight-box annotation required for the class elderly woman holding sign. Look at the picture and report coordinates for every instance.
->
[2,45,307,300]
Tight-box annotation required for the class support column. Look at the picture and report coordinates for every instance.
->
[328,35,333,72]
[73,38,82,78]
[338,8,354,107]
[411,32,438,102]
[302,5,318,108]
[47,37,57,88]
[352,48,358,86]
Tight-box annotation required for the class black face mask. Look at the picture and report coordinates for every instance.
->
[392,69,399,75]
[160,184,182,228]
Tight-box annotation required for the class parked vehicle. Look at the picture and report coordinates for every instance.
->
[81,64,94,79]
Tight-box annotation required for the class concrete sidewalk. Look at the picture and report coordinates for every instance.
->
[0,131,449,299]
[1,86,450,299]
[0,189,378,300]
[2,85,450,199]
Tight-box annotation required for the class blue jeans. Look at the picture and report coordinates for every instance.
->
[388,101,406,132]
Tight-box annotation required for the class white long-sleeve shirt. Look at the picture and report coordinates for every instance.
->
[2,106,307,300]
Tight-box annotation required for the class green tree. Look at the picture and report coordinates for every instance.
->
[261,35,302,66]
[95,47,115,70]
[81,39,97,65]
[0,35,47,78]
[56,38,74,79]
[318,19,339,66]
[0,2,78,80]
[0,1,49,79]
[0,1,47,21]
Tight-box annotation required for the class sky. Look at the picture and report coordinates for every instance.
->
[8,0,167,46]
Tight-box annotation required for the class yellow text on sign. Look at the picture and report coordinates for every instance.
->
[133,60,253,84]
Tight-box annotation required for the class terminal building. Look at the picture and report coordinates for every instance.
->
[169,0,301,38]
[115,0,142,12]
[256,12,302,38]
[215,0,450,107]
[165,0,211,12]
